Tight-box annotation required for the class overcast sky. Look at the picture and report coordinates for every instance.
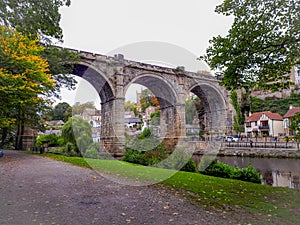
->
[57,0,233,108]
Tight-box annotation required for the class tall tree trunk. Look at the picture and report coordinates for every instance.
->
[15,124,24,150]
[15,108,25,150]
[0,128,8,148]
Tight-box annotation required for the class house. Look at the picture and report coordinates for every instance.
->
[46,120,65,127]
[124,111,135,119]
[38,129,62,136]
[244,111,284,137]
[145,106,156,121]
[283,106,300,136]
[125,117,142,129]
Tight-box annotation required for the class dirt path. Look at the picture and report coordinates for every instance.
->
[0,150,241,225]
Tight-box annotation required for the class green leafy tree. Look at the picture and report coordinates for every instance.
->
[124,101,139,116]
[0,0,70,42]
[185,97,200,124]
[150,110,160,126]
[61,116,93,155]
[290,112,300,135]
[230,91,244,133]
[139,89,158,112]
[250,93,300,115]
[72,102,96,115]
[200,0,300,91]
[47,102,72,122]
[185,96,206,131]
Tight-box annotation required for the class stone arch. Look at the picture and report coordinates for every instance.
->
[72,62,115,103]
[125,73,178,109]
[189,83,229,133]
[71,62,124,156]
[125,73,184,150]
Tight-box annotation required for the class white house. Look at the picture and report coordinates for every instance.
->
[245,111,284,137]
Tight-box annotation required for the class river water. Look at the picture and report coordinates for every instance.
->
[215,156,300,190]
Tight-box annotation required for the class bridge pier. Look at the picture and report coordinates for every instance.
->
[160,103,186,151]
[100,97,125,158]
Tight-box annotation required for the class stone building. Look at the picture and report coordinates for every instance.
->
[283,106,300,136]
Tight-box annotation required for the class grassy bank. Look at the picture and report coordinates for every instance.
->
[40,153,300,224]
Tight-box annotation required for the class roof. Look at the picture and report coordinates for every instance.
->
[125,117,142,123]
[46,120,65,126]
[246,111,283,122]
[283,107,300,118]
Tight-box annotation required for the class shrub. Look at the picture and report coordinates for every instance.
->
[122,144,196,172]
[35,134,59,147]
[201,160,233,178]
[232,163,262,184]
[57,137,65,146]
[137,128,151,139]
[157,149,196,172]
[180,158,197,172]
[84,143,100,159]
[122,143,169,165]
[200,160,262,184]
[61,142,78,157]
[122,148,144,164]
[85,148,99,159]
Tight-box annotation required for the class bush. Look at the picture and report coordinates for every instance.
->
[137,128,151,139]
[122,143,169,165]
[84,143,100,159]
[201,160,233,178]
[122,144,196,172]
[200,160,262,184]
[85,148,99,159]
[60,142,78,157]
[180,158,197,172]
[232,164,262,184]
[35,134,59,147]
[122,148,144,164]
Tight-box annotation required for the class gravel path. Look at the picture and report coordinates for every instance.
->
[0,150,241,225]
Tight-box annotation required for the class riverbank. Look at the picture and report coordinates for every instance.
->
[220,147,300,158]
[194,147,300,158]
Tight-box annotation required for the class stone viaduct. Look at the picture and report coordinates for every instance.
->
[68,49,233,157]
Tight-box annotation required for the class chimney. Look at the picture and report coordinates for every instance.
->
[114,54,124,60]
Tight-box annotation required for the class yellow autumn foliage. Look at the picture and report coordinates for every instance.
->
[0,25,56,128]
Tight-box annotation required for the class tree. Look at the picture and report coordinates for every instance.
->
[139,89,159,112]
[250,93,300,116]
[47,102,72,122]
[185,97,205,130]
[124,101,139,116]
[0,1,79,148]
[0,25,55,148]
[0,0,79,96]
[72,102,96,115]
[185,98,198,124]
[0,0,70,42]
[200,0,300,91]
[230,91,244,133]
[290,112,300,135]
[61,116,93,155]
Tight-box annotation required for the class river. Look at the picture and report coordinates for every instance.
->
[216,156,300,190]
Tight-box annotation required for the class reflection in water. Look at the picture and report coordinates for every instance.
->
[195,156,300,190]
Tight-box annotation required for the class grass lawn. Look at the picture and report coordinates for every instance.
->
[40,153,300,224]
